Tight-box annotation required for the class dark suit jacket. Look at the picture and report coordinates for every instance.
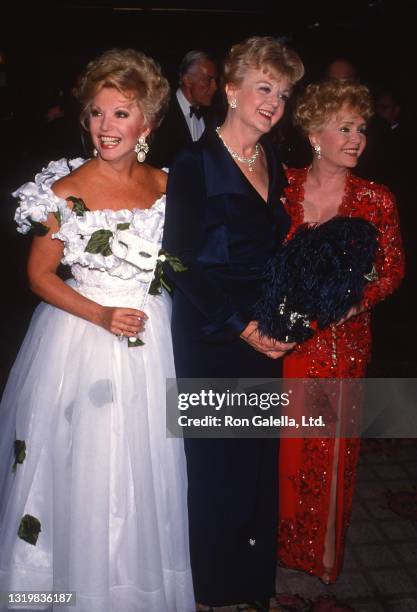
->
[147,94,213,169]
[163,128,290,378]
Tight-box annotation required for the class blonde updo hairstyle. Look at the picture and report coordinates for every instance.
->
[294,79,373,136]
[77,48,170,131]
[223,36,304,89]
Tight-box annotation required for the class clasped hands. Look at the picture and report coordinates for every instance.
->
[240,321,295,359]
[241,305,363,359]
[336,304,362,326]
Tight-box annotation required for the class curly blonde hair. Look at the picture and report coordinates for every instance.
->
[223,36,304,88]
[77,48,170,130]
[294,79,373,135]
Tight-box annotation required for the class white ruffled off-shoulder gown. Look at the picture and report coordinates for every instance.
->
[0,159,194,612]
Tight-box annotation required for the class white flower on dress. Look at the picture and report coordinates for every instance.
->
[13,158,85,234]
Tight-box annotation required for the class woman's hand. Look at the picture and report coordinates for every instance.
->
[97,306,148,337]
[336,305,363,326]
[240,321,295,359]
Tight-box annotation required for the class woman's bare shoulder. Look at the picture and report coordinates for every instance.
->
[143,165,168,193]
[52,160,93,199]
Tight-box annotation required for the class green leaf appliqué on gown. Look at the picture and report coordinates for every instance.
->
[18,514,41,546]
[85,230,113,256]
[12,440,26,472]
[29,220,49,236]
[67,196,90,217]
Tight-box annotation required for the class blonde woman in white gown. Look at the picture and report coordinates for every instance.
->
[0,49,194,612]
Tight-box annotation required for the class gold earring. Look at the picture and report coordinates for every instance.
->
[134,136,149,163]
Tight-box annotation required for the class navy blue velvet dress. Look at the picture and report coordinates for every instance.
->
[163,130,290,606]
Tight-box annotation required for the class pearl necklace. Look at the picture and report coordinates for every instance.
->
[216,127,260,172]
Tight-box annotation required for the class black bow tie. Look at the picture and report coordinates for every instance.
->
[189,105,203,120]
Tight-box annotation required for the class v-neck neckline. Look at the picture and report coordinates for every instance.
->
[234,160,269,205]
[203,130,287,208]
[221,137,273,206]
[296,167,353,224]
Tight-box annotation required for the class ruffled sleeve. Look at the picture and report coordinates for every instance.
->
[13,158,86,234]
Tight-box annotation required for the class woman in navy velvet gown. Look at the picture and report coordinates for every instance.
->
[163,37,304,610]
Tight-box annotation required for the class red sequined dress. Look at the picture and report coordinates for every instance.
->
[278,167,405,582]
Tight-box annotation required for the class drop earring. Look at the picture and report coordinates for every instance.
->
[229,98,237,109]
[313,144,321,160]
[134,136,149,163]
[93,148,98,158]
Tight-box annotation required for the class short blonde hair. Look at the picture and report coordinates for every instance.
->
[223,36,304,88]
[294,79,373,135]
[77,48,170,130]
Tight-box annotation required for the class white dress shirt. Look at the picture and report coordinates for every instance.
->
[176,88,205,142]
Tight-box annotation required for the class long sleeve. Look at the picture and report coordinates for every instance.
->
[361,186,405,309]
[163,147,249,337]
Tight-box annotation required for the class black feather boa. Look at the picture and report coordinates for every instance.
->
[253,217,379,343]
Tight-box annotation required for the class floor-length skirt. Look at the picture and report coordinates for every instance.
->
[171,291,280,606]
[0,289,194,612]
[278,353,362,583]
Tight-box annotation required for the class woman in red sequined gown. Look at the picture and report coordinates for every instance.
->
[278,80,405,583]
